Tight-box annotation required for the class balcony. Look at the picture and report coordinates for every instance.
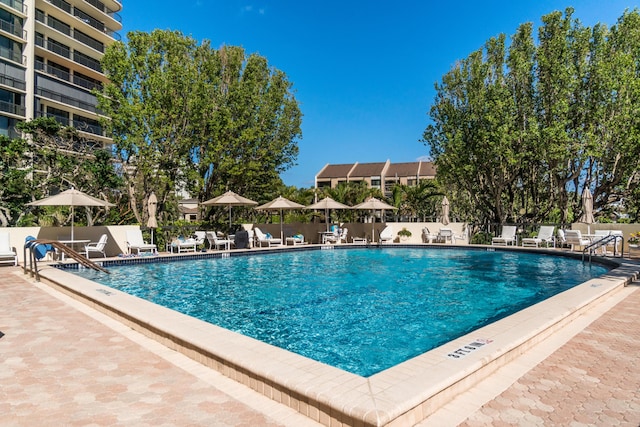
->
[35,60,102,91]
[0,99,25,116]
[36,86,99,114]
[73,29,104,53]
[85,0,122,23]
[0,73,26,91]
[48,15,71,36]
[0,17,23,38]
[0,0,25,14]
[0,44,23,64]
[36,34,103,73]
[73,50,101,73]
[48,0,71,14]
[73,118,103,135]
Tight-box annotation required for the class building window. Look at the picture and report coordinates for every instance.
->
[371,177,381,188]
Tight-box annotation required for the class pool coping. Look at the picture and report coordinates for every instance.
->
[35,245,640,426]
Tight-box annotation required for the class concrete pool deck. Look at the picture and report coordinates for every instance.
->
[2,248,640,426]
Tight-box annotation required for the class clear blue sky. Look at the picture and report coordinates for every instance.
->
[122,1,638,188]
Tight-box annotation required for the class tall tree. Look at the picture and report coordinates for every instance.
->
[98,30,302,225]
[424,8,640,225]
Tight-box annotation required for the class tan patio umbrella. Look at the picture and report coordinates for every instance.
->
[304,197,351,232]
[352,197,397,242]
[255,196,305,240]
[441,196,450,226]
[579,188,595,234]
[147,192,158,244]
[202,190,258,230]
[26,188,115,241]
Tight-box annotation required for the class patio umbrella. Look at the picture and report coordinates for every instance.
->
[352,197,397,242]
[441,196,450,226]
[304,197,351,232]
[579,188,595,234]
[255,196,305,241]
[202,190,258,230]
[26,188,114,241]
[147,192,158,245]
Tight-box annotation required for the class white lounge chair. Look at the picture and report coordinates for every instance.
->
[422,227,437,243]
[254,227,282,247]
[522,226,555,248]
[206,231,234,250]
[379,226,393,244]
[84,234,108,258]
[0,232,18,266]
[193,231,206,246]
[125,229,157,254]
[492,225,517,246]
[564,230,591,251]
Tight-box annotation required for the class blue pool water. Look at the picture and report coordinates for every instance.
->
[73,248,608,376]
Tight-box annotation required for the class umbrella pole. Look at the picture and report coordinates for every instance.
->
[280,209,284,241]
[371,209,375,243]
[71,206,74,241]
[325,208,329,232]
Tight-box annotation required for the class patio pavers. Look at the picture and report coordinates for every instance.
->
[1,265,639,426]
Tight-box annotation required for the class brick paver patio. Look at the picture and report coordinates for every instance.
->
[1,266,639,426]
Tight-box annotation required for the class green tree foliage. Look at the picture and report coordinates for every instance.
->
[97,30,302,225]
[0,135,31,226]
[12,117,123,227]
[424,8,640,225]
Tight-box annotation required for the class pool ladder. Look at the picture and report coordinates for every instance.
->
[23,239,109,281]
[581,234,624,264]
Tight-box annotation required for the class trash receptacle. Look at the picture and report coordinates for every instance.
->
[234,230,249,249]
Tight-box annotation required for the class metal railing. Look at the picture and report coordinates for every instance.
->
[0,99,25,116]
[0,17,23,37]
[48,0,71,14]
[36,86,98,113]
[582,234,625,263]
[0,73,26,91]
[0,44,23,64]
[73,50,101,72]
[73,29,104,53]
[0,0,25,14]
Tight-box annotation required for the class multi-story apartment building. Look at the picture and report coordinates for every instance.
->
[315,160,436,196]
[0,0,122,148]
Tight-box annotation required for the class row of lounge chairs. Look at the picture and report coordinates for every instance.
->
[491,226,624,254]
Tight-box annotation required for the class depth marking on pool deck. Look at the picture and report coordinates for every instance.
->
[447,338,493,359]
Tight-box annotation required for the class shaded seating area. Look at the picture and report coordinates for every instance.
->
[254,227,282,247]
[125,229,157,254]
[84,234,108,258]
[492,225,517,246]
[522,226,555,248]
[0,232,18,266]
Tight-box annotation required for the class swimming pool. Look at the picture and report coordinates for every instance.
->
[73,247,608,377]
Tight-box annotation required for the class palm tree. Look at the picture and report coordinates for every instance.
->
[393,181,444,221]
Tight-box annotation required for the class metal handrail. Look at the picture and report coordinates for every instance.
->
[23,239,109,281]
[582,234,624,263]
